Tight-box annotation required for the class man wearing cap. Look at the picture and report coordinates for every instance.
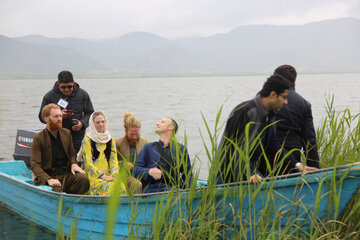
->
[134,118,193,193]
[38,70,94,152]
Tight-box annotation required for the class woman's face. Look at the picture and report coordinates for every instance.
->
[94,115,106,133]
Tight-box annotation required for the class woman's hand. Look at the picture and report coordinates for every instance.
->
[100,174,114,181]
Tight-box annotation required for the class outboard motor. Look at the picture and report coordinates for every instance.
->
[13,129,41,168]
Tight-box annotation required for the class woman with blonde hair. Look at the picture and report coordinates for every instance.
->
[79,110,126,195]
[116,112,147,193]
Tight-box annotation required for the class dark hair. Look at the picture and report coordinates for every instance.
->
[58,70,74,83]
[260,75,290,97]
[169,118,178,134]
[273,64,297,86]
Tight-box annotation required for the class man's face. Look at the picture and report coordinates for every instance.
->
[125,127,140,146]
[271,90,288,111]
[45,108,63,131]
[155,118,173,135]
[59,81,74,96]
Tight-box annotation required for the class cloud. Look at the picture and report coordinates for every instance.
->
[0,0,359,39]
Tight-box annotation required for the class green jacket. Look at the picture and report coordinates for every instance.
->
[115,136,147,163]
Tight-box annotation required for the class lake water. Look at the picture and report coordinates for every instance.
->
[0,73,359,237]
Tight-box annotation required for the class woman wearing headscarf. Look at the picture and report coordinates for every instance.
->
[79,110,126,195]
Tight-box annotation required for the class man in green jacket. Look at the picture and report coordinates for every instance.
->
[31,103,89,194]
[116,112,146,194]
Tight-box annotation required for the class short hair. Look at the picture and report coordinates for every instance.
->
[42,103,60,120]
[273,65,297,86]
[169,118,178,134]
[123,112,141,129]
[260,75,290,97]
[58,70,74,83]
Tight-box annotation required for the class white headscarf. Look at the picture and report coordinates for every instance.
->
[77,110,112,163]
[86,110,112,143]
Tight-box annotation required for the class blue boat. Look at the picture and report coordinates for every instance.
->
[0,160,359,239]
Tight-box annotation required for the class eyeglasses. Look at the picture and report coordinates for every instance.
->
[60,85,73,89]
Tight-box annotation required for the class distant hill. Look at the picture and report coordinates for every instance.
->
[0,35,105,76]
[2,17,359,77]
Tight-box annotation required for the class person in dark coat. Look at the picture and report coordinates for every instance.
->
[217,75,317,184]
[134,118,192,193]
[274,65,320,168]
[38,71,94,152]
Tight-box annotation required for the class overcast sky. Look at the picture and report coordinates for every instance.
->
[1,0,359,39]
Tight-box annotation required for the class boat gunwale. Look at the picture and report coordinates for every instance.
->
[0,161,359,202]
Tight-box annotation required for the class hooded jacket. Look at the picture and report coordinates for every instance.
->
[38,81,94,150]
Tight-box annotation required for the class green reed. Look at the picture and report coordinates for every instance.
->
[56,95,360,239]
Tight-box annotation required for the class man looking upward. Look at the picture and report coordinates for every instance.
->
[134,118,192,193]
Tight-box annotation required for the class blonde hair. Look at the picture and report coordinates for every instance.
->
[42,103,60,120]
[123,112,141,129]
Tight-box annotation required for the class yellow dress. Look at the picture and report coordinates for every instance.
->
[81,136,126,195]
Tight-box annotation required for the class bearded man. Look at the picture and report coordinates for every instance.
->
[116,112,147,168]
[31,103,90,194]
[116,112,147,194]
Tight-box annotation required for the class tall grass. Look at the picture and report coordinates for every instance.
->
[56,96,360,239]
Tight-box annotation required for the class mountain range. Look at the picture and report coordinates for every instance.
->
[1,17,359,77]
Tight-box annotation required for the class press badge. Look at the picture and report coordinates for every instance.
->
[57,98,69,109]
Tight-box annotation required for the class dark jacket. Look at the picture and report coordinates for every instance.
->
[30,128,77,185]
[218,95,298,183]
[38,81,94,151]
[275,87,319,168]
[134,140,192,193]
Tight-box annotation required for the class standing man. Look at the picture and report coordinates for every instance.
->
[39,70,94,152]
[31,103,89,194]
[134,118,192,193]
[218,75,317,184]
[274,65,320,168]
[116,112,147,194]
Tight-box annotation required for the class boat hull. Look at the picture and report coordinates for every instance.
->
[0,161,359,239]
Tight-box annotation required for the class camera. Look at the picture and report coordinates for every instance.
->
[72,119,79,126]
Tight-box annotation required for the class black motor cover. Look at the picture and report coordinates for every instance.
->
[13,129,41,168]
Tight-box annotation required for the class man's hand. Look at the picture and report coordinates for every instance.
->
[47,178,61,187]
[62,109,74,119]
[127,162,134,170]
[100,175,114,181]
[297,163,318,172]
[249,174,262,184]
[149,167,162,180]
[72,119,83,131]
[71,163,85,175]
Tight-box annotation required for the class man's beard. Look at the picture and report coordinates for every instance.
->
[126,135,139,146]
[48,119,62,131]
